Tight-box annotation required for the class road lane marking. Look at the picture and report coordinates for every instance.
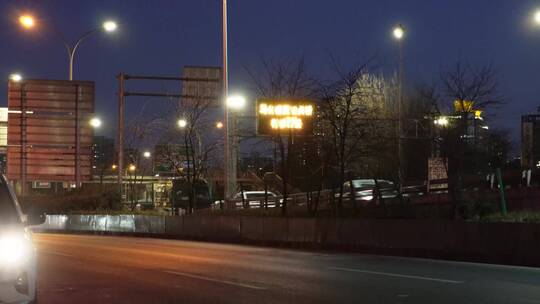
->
[40,250,74,258]
[163,271,267,290]
[329,267,463,284]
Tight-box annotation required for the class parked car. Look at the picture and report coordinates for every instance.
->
[0,176,45,303]
[337,179,399,204]
[214,191,280,209]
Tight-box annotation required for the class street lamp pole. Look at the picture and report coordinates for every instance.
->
[66,29,99,81]
[18,15,117,81]
[393,24,405,189]
[222,0,233,200]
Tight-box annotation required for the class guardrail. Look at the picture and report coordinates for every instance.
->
[37,214,540,267]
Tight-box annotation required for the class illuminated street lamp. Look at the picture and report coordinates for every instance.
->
[18,15,35,29]
[102,21,117,32]
[18,14,118,81]
[216,121,224,129]
[393,24,405,40]
[226,95,246,110]
[143,151,151,158]
[534,10,540,25]
[128,164,136,172]
[112,164,117,170]
[434,116,449,127]
[89,117,102,128]
[9,74,22,82]
[177,118,188,129]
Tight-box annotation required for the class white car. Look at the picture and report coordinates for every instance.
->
[233,191,279,208]
[0,176,44,303]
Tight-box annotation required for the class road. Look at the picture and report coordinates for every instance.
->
[35,233,540,304]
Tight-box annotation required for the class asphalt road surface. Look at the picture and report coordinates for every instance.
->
[35,233,540,304]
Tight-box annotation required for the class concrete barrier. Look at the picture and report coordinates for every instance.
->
[37,214,540,267]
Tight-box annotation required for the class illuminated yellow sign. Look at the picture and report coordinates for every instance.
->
[454,100,475,113]
[257,100,314,135]
[270,117,303,130]
[259,103,314,117]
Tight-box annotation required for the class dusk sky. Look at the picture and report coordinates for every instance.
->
[1,0,540,148]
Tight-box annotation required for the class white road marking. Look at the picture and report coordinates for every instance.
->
[41,250,74,258]
[163,271,267,290]
[329,267,463,284]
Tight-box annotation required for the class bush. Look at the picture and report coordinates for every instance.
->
[20,188,121,214]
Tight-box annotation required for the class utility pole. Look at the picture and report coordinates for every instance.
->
[223,0,235,200]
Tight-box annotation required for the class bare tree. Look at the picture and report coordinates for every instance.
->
[319,60,397,213]
[433,61,503,217]
[246,56,317,215]
[155,93,221,213]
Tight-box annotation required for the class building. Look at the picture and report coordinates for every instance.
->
[521,113,540,168]
[0,108,7,173]
[92,136,115,175]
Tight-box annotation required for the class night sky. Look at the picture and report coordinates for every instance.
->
[1,0,540,149]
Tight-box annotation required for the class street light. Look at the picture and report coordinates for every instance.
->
[143,151,151,158]
[89,117,102,128]
[216,121,224,129]
[226,95,246,110]
[9,74,22,82]
[18,14,118,80]
[434,116,449,127]
[177,118,187,129]
[18,15,35,29]
[534,10,540,25]
[102,21,117,32]
[393,24,405,40]
[128,164,136,172]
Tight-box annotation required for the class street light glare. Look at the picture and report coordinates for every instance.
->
[19,15,35,29]
[102,21,117,32]
[143,151,151,158]
[89,117,102,128]
[177,119,188,128]
[216,121,224,129]
[434,116,449,127]
[9,74,22,82]
[534,10,540,24]
[129,164,136,172]
[393,24,405,40]
[227,95,246,110]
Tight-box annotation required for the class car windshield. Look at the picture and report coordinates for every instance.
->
[0,183,19,225]
[245,192,271,199]
[352,179,375,188]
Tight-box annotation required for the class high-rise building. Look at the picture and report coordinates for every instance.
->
[521,114,540,168]
[92,136,115,174]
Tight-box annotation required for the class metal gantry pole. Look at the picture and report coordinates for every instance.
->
[118,73,125,200]
[75,84,81,187]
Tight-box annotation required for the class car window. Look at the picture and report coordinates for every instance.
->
[376,180,395,188]
[0,183,20,225]
[352,179,375,188]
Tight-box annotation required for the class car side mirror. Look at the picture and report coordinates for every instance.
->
[26,212,46,226]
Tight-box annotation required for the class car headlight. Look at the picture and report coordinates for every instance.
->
[0,232,31,266]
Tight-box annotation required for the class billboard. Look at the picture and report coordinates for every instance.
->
[7,79,95,183]
[256,99,315,136]
[181,66,221,107]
